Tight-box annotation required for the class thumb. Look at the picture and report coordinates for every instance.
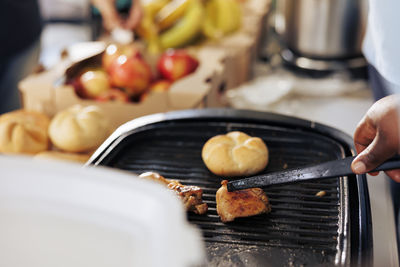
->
[351,134,397,174]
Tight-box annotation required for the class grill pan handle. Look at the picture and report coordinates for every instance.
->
[227,155,400,191]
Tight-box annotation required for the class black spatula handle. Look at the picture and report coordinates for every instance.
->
[227,155,400,191]
[371,155,400,172]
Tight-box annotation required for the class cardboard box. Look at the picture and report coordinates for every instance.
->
[19,45,227,130]
[201,0,272,91]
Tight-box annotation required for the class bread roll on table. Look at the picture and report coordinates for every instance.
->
[0,110,50,154]
[49,105,110,153]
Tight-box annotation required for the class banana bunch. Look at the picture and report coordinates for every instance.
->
[140,0,170,16]
[137,0,168,53]
[202,0,242,40]
[158,0,204,49]
[137,0,205,51]
[155,0,193,31]
[136,0,241,52]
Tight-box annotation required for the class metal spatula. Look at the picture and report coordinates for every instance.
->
[227,155,400,192]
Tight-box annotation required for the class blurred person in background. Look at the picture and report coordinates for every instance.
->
[362,0,400,100]
[351,0,400,258]
[0,0,141,115]
[0,0,42,114]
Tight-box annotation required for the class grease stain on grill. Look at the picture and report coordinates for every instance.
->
[98,120,346,266]
[205,244,330,267]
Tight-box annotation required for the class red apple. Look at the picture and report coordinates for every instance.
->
[157,49,199,81]
[108,55,153,96]
[68,77,86,98]
[102,43,142,71]
[140,80,171,102]
[95,88,130,103]
[79,69,111,99]
[149,79,172,92]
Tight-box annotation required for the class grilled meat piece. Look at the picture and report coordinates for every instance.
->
[139,172,208,215]
[139,171,170,185]
[216,180,271,222]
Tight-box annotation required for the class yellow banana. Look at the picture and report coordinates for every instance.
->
[147,39,162,54]
[202,0,241,39]
[140,0,169,17]
[202,0,222,39]
[216,0,241,34]
[136,2,163,54]
[155,0,193,31]
[202,17,222,40]
[159,0,205,49]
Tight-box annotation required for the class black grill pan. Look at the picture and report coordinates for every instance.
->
[88,108,373,267]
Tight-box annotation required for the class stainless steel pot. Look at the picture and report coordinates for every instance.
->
[275,0,368,59]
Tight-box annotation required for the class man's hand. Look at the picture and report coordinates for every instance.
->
[91,0,143,32]
[124,1,143,30]
[351,94,400,181]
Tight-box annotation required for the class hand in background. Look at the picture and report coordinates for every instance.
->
[123,0,143,30]
[91,0,143,32]
[351,94,400,181]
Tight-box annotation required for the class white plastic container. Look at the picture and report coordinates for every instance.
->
[0,155,205,267]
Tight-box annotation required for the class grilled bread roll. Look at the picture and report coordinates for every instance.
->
[0,110,50,154]
[202,131,269,176]
[34,151,91,163]
[49,105,110,153]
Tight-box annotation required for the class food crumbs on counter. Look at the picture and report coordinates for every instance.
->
[283,163,288,169]
[316,190,326,197]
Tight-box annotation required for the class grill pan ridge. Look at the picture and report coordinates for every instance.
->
[88,108,372,267]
